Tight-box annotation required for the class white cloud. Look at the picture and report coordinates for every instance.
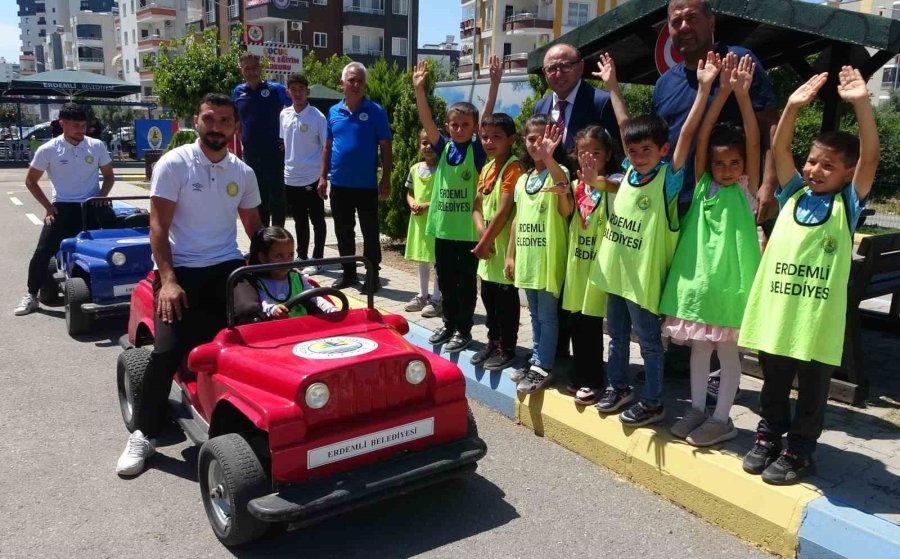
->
[0,21,22,64]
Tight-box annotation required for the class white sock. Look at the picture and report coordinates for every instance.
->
[690,340,715,412]
[417,262,430,299]
[712,341,741,422]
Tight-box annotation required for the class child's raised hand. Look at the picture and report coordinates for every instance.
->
[272,304,289,319]
[696,51,721,88]
[837,66,868,105]
[731,54,756,97]
[788,72,828,107]
[535,124,562,162]
[718,52,736,92]
[488,54,502,84]
[577,153,601,187]
[592,52,617,86]
[412,59,428,89]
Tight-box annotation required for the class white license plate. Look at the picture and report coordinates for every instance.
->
[307,417,435,469]
[113,283,137,297]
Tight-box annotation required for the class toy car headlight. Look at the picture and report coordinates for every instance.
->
[405,360,427,385]
[305,383,330,409]
[110,251,127,266]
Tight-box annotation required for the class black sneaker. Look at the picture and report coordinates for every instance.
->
[742,436,783,475]
[762,451,814,485]
[362,272,380,295]
[470,341,498,366]
[444,333,472,353]
[484,349,516,371]
[428,326,453,345]
[619,401,665,426]
[332,275,360,289]
[594,386,635,413]
[517,366,552,394]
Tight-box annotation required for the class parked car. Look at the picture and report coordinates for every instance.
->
[117,256,487,546]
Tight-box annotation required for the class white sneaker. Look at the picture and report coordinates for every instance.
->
[404,295,428,312]
[116,430,156,476]
[302,265,323,276]
[421,301,442,318]
[13,294,38,316]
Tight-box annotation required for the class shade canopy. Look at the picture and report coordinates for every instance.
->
[3,69,141,98]
[309,84,342,101]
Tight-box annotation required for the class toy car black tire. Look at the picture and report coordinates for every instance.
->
[64,277,92,335]
[467,406,478,437]
[199,434,270,546]
[39,257,60,305]
[117,348,151,433]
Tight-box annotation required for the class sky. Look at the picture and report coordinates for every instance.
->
[0,2,461,64]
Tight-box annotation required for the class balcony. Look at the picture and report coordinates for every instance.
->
[504,13,554,34]
[460,18,479,39]
[137,35,166,52]
[205,9,216,24]
[77,57,105,69]
[137,0,178,23]
[458,62,479,79]
[76,35,104,47]
[459,54,473,66]
[139,67,154,81]
[228,0,239,19]
[245,0,309,24]
[461,0,475,7]
[344,47,383,57]
[502,52,528,73]
[343,1,383,15]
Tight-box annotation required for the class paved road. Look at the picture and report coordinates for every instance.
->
[0,170,771,558]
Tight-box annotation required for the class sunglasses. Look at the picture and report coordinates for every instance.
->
[543,59,581,75]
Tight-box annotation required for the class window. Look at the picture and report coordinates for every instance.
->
[314,32,327,48]
[123,32,127,45]
[392,37,407,57]
[392,0,408,16]
[126,59,130,71]
[567,2,589,27]
[132,30,136,43]
[314,0,327,4]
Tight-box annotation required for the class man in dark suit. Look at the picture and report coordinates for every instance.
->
[532,43,619,153]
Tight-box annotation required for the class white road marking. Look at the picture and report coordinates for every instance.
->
[10,197,23,205]
[25,213,42,225]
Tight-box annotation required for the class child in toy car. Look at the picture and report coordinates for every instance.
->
[234,226,337,323]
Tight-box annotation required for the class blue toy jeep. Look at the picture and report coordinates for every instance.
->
[49,196,154,336]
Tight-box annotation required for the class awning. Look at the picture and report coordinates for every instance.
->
[2,68,141,98]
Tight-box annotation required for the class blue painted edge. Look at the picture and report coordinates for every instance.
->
[405,322,518,419]
[798,496,900,559]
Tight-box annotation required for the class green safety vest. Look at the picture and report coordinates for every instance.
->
[739,187,852,366]
[591,164,679,314]
[477,156,519,285]
[563,182,609,316]
[404,162,436,263]
[426,141,478,241]
[513,169,569,298]
[255,271,307,318]
[659,172,761,327]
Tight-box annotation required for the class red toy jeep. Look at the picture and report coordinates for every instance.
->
[116,257,486,546]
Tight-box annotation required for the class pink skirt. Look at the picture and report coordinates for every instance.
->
[662,317,740,346]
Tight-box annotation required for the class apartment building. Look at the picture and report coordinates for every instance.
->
[17,0,116,74]
[830,0,900,106]
[459,0,623,78]
[0,58,21,82]
[202,0,418,76]
[419,35,460,78]
[116,0,202,96]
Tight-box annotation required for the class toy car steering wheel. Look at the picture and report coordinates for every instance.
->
[121,212,150,228]
[284,287,350,314]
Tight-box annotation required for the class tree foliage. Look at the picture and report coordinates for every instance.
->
[149,27,245,121]
[302,51,353,91]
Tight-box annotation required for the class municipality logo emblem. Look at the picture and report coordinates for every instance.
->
[226,181,239,197]
[461,169,472,181]
[261,89,270,98]
[359,112,369,121]
[299,123,309,133]
[293,336,378,360]
[636,195,651,211]
[84,155,94,164]
[823,235,836,254]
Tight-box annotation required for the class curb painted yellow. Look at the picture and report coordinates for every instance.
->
[516,389,822,558]
[853,232,871,244]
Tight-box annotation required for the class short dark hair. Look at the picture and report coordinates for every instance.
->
[623,115,669,148]
[481,113,517,137]
[240,52,260,65]
[58,103,87,122]
[249,226,294,265]
[668,0,712,17]
[198,92,238,120]
[446,102,479,125]
[287,73,309,88]
[708,122,746,157]
[813,130,860,167]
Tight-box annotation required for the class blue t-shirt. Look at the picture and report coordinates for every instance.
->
[777,172,866,235]
[327,98,392,188]
[652,45,776,201]
[622,158,685,204]
[433,136,488,172]
[232,80,291,157]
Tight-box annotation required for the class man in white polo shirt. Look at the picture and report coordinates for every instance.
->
[116,93,262,476]
[14,103,114,316]
[280,73,328,275]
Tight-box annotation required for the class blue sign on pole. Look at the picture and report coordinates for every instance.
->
[135,119,176,159]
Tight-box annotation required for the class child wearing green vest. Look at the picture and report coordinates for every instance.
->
[739,67,879,484]
[505,116,573,394]
[590,52,708,426]
[661,53,762,447]
[471,113,524,371]
[563,125,623,405]
[403,129,442,318]
[234,227,338,323]
[413,57,500,354]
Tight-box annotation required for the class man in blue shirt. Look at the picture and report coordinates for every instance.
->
[653,0,779,221]
[232,53,291,227]
[321,62,393,294]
